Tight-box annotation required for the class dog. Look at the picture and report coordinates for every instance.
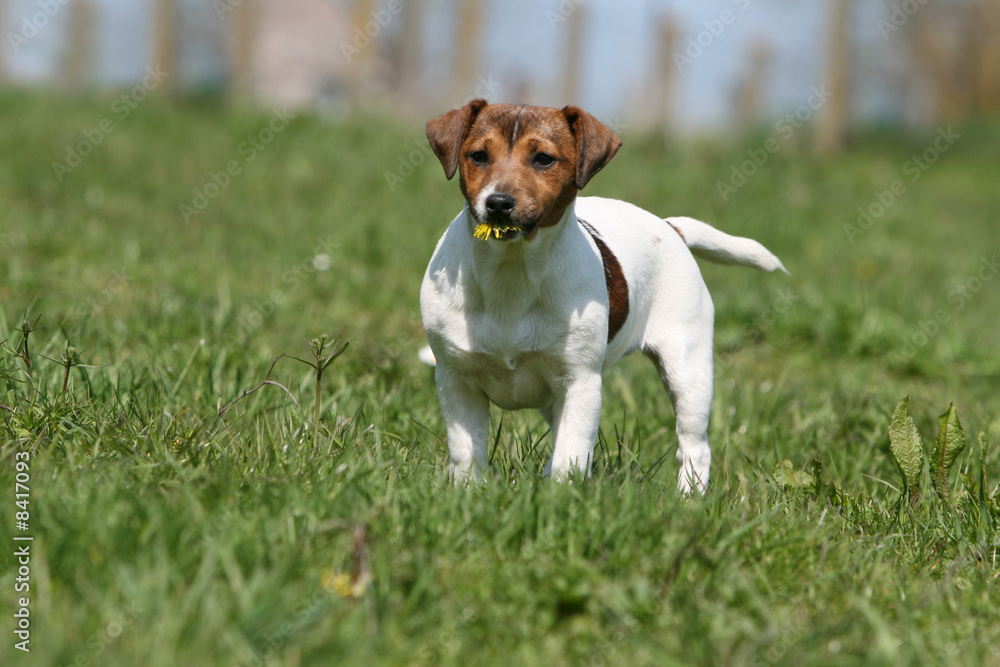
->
[419,99,786,492]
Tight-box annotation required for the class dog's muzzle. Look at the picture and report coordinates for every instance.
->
[473,194,536,241]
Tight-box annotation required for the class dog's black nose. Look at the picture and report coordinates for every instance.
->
[485,194,516,217]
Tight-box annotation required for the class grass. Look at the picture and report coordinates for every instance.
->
[1,90,999,666]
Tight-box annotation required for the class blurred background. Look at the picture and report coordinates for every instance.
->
[3,0,999,140]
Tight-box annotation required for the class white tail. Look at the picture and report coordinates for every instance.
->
[418,345,437,367]
[665,216,788,274]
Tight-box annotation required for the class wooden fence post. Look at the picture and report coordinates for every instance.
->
[450,0,481,101]
[0,0,7,80]
[228,0,257,102]
[560,3,585,105]
[655,17,679,130]
[814,0,851,155]
[62,0,95,88]
[152,0,177,96]
[736,39,772,126]
[348,0,376,109]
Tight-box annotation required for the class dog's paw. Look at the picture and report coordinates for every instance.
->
[677,472,708,496]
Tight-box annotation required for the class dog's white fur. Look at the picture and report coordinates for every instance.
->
[421,194,786,493]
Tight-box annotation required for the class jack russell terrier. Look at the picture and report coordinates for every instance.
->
[419,99,786,493]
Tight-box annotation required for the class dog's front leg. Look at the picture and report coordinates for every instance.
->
[545,372,603,480]
[434,366,490,482]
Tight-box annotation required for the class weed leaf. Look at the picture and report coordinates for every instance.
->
[773,459,815,489]
[930,403,965,503]
[888,396,923,503]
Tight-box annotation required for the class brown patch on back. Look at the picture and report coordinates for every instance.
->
[580,220,629,343]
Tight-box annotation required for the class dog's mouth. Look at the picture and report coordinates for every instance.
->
[470,213,538,242]
[473,221,528,241]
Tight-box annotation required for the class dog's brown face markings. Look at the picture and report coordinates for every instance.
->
[426,99,622,240]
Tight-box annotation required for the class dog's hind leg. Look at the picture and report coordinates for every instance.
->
[645,340,713,494]
[643,305,715,494]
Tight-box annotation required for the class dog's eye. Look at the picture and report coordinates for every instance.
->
[533,153,556,168]
[469,150,489,165]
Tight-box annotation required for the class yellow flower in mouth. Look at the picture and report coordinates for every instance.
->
[473,222,521,241]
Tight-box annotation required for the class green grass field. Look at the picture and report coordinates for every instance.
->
[1,91,999,666]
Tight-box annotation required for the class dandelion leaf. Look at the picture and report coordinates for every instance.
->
[888,396,923,499]
[930,402,965,502]
[773,459,815,489]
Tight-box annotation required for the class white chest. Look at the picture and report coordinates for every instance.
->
[420,208,611,409]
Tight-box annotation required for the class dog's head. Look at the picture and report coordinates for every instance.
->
[426,100,622,242]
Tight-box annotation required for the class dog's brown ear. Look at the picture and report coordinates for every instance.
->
[426,99,489,180]
[562,106,622,189]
